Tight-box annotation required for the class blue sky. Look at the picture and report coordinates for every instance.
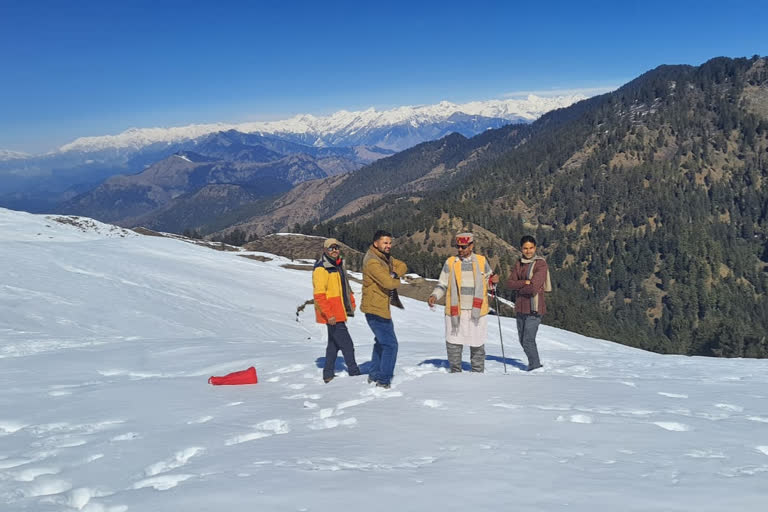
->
[1,0,766,153]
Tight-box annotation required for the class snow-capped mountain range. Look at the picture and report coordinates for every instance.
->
[0,149,30,161]
[0,94,588,213]
[57,95,586,154]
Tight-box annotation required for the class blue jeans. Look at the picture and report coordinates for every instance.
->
[365,314,399,385]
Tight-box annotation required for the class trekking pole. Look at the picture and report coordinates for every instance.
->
[491,284,507,374]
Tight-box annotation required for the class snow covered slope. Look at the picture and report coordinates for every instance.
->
[1,208,766,511]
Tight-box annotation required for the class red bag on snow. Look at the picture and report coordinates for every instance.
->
[208,366,258,385]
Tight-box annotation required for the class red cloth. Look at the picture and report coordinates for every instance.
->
[208,366,258,385]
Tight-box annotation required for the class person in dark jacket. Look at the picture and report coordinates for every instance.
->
[313,238,360,383]
[506,235,550,371]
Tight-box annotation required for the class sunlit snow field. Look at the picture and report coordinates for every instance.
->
[1,208,767,511]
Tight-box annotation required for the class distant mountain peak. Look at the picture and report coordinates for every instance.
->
[0,149,30,161]
[57,95,587,154]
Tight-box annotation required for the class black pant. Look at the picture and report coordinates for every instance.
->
[324,322,360,379]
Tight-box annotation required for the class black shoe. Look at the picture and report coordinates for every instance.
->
[367,376,375,384]
[527,364,543,372]
[323,375,335,383]
[376,382,391,389]
[349,370,361,377]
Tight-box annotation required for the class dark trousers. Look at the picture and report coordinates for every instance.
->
[324,322,360,379]
[516,314,542,369]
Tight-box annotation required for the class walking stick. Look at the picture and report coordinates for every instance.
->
[491,284,507,374]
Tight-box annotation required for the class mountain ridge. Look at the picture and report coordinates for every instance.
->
[217,56,768,359]
[56,95,586,154]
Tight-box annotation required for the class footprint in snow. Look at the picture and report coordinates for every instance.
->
[307,408,357,430]
[257,419,291,434]
[360,387,403,398]
[284,393,322,400]
[492,403,522,410]
[653,421,690,432]
[144,447,205,477]
[187,415,214,425]
[336,398,374,410]
[272,364,307,374]
[132,474,194,491]
[48,390,73,397]
[557,414,593,424]
[225,419,290,445]
[111,432,141,441]
[747,416,768,423]
[308,417,358,431]
[66,487,118,511]
[756,446,768,456]
[714,403,743,412]
[423,400,443,409]
[657,392,688,399]
[54,439,88,448]
[686,450,726,459]
[74,454,104,466]
[23,477,73,497]
[0,419,27,434]
[12,466,60,482]
[225,432,272,445]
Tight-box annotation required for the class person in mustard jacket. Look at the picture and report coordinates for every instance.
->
[313,238,361,383]
[360,230,407,388]
[428,232,498,372]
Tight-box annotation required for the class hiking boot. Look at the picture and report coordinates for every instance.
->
[323,375,335,383]
[526,364,543,372]
[376,382,391,389]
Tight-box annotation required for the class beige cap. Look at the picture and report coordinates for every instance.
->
[324,238,341,249]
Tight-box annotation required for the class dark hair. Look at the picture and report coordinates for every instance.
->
[373,230,392,242]
[520,235,537,247]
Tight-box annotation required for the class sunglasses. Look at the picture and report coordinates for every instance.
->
[327,245,341,251]
[457,244,472,250]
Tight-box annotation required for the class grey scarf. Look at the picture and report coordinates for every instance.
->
[520,256,550,313]
[448,254,485,332]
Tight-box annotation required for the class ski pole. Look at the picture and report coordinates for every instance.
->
[492,284,507,374]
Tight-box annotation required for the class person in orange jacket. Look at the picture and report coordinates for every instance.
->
[313,238,361,383]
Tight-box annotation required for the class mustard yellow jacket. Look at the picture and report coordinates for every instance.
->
[360,245,407,319]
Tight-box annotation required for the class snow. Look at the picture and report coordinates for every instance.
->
[1,207,768,511]
[0,149,31,161]
[56,95,586,154]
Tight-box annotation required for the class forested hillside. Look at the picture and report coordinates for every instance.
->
[296,56,768,358]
